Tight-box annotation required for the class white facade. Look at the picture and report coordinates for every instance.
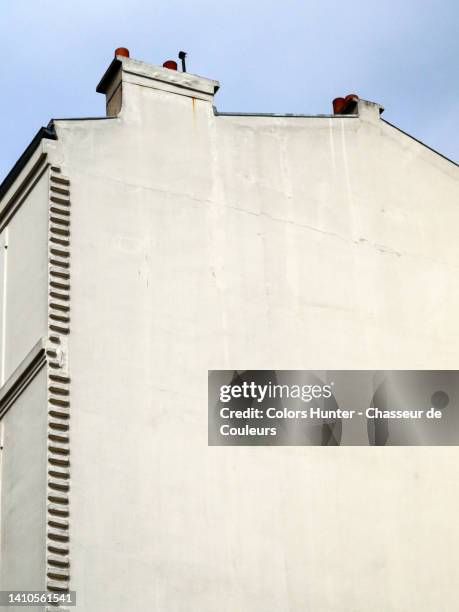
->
[0,54,458,611]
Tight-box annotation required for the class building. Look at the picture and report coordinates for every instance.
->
[0,49,458,611]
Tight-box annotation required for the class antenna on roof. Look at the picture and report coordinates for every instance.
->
[178,51,187,72]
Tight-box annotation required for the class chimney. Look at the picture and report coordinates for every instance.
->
[332,93,384,122]
[332,94,359,115]
[96,49,219,117]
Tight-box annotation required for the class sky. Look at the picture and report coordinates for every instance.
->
[1,0,458,180]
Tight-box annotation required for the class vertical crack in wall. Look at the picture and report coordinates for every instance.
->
[45,166,71,605]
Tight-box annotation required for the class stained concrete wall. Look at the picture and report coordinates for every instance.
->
[9,56,459,610]
[0,172,49,383]
[0,366,47,602]
[0,168,50,608]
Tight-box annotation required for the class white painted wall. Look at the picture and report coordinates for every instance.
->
[0,367,47,603]
[11,56,459,610]
[0,169,49,608]
[0,173,49,381]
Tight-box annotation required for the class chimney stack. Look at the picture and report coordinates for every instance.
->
[96,49,219,117]
[332,93,384,121]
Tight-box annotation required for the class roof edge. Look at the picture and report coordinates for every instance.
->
[0,125,57,202]
[96,58,122,94]
[382,119,458,168]
[214,109,358,118]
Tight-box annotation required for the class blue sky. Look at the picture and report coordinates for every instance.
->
[1,0,457,179]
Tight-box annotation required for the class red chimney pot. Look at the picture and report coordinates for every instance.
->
[163,60,178,70]
[332,97,345,114]
[115,47,130,58]
[333,94,359,114]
